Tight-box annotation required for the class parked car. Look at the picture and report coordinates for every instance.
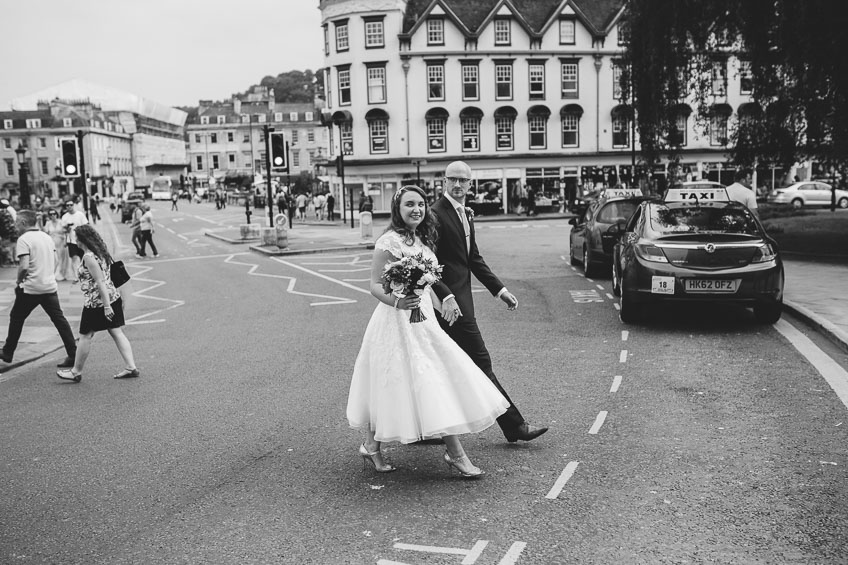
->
[767,181,848,208]
[569,188,656,277]
[612,185,784,324]
[121,192,146,223]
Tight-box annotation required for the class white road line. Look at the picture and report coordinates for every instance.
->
[611,375,623,393]
[393,543,468,556]
[497,542,527,565]
[544,461,579,499]
[588,411,608,434]
[619,350,628,363]
[606,293,614,300]
[613,303,621,310]
[376,560,409,565]
[621,330,629,341]
[273,257,371,295]
[228,256,357,305]
[586,277,595,282]
[596,284,604,290]
[462,540,489,564]
[775,319,848,410]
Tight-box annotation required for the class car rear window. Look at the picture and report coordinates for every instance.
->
[596,200,640,224]
[648,204,760,235]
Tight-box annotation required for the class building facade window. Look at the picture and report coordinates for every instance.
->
[561,60,578,97]
[428,63,445,101]
[618,20,630,45]
[210,133,218,144]
[307,129,315,143]
[364,18,384,48]
[3,138,10,149]
[529,63,545,100]
[711,60,727,96]
[613,61,624,100]
[39,158,48,175]
[324,24,330,55]
[494,18,511,45]
[212,155,219,169]
[427,119,446,153]
[196,155,203,171]
[243,133,249,142]
[529,115,547,149]
[217,115,225,124]
[335,20,349,52]
[62,118,72,127]
[495,63,513,100]
[461,63,479,100]
[338,66,351,105]
[559,18,576,44]
[461,118,480,152]
[292,130,299,143]
[340,122,353,154]
[26,119,41,128]
[612,115,630,147]
[38,137,46,148]
[3,119,11,129]
[369,120,388,153]
[274,112,283,122]
[292,152,300,167]
[739,60,753,94]
[367,64,387,103]
[427,18,444,45]
[305,111,313,121]
[710,114,728,145]
[495,117,514,150]
[561,113,579,147]
[5,160,14,176]
[200,116,209,125]
[671,113,688,146]
[228,153,236,166]
[227,132,234,142]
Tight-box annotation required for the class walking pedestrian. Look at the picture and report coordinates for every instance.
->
[89,194,101,223]
[296,193,307,222]
[60,200,88,280]
[138,204,159,258]
[347,185,508,477]
[130,203,144,258]
[277,191,288,216]
[57,224,139,382]
[431,161,549,443]
[326,192,335,221]
[171,191,179,211]
[1,210,77,369]
[42,208,74,281]
[314,192,326,221]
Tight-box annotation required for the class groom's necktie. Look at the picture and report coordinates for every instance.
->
[455,206,470,253]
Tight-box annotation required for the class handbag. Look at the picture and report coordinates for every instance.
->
[109,260,131,288]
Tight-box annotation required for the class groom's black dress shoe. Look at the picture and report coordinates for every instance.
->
[505,423,548,443]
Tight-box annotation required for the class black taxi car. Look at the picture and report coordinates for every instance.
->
[611,186,784,324]
[569,188,656,277]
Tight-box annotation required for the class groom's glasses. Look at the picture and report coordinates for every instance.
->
[447,177,470,184]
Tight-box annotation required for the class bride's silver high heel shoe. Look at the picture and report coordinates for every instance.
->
[359,444,396,473]
[443,451,484,478]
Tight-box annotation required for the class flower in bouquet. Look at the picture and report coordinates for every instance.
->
[381,252,443,323]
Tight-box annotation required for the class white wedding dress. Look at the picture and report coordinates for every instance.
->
[347,231,509,444]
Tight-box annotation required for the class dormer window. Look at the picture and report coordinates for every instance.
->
[217,115,225,124]
[559,18,576,45]
[290,112,299,121]
[3,119,12,129]
[427,18,444,46]
[494,18,511,46]
[200,116,210,125]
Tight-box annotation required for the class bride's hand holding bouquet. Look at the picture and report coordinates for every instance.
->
[381,252,443,323]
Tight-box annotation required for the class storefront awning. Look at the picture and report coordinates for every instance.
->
[365,108,390,121]
[709,103,732,116]
[673,103,692,117]
[610,104,633,118]
[331,110,353,124]
[560,103,584,117]
[425,107,449,120]
[494,105,518,118]
[737,102,762,117]
[460,106,483,119]
[527,105,551,118]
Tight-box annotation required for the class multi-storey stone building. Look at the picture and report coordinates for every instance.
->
[4,79,188,201]
[319,0,758,214]
[185,86,330,191]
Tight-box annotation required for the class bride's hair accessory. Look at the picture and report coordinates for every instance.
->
[393,185,422,204]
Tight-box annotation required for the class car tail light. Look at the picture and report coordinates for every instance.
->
[751,243,777,263]
[635,243,669,263]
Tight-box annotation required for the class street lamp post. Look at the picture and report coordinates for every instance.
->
[411,159,427,189]
[15,142,31,209]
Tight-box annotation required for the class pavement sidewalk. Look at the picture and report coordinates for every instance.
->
[2,213,846,375]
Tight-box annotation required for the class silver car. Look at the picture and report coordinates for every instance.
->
[767,181,848,208]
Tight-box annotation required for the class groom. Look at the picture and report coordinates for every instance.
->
[431,160,548,443]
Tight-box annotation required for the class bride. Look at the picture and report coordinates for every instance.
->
[346,185,509,478]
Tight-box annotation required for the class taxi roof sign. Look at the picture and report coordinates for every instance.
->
[663,187,730,203]
[602,188,643,198]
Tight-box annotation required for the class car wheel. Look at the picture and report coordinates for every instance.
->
[754,300,782,324]
[791,198,804,208]
[582,246,597,278]
[611,261,621,297]
[838,197,848,209]
[569,243,580,266]
[619,292,640,324]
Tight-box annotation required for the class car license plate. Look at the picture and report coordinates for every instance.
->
[683,279,739,293]
[651,276,675,295]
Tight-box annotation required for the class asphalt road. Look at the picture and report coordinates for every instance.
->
[1,203,847,564]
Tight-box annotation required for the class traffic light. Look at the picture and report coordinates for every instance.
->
[335,155,344,177]
[269,131,287,170]
[60,138,80,177]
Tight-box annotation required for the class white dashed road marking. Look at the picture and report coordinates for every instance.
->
[619,350,628,363]
[588,411,608,434]
[545,461,580,500]
[610,375,623,393]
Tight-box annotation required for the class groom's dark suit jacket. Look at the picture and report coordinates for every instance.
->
[431,195,524,434]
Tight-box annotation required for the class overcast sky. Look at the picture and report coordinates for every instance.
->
[0,0,325,109]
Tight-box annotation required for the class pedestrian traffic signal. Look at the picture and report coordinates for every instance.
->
[269,131,287,170]
[60,138,80,177]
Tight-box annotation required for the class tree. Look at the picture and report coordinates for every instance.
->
[624,0,848,185]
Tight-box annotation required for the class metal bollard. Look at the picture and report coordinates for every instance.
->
[274,213,289,248]
[359,211,373,239]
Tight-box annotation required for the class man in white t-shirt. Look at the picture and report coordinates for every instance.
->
[726,169,759,218]
[1,210,77,368]
[60,200,89,278]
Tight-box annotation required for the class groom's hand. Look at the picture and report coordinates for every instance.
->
[500,291,518,311]
[441,296,462,326]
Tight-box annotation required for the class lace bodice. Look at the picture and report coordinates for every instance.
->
[375,230,437,263]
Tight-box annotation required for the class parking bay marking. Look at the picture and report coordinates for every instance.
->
[379,539,526,564]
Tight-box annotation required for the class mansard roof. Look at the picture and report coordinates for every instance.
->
[402,0,626,37]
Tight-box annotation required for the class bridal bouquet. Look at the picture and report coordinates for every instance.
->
[381,252,443,323]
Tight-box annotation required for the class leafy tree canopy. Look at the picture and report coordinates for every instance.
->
[624,0,848,177]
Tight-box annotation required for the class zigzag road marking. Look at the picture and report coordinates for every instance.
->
[125,264,186,324]
[227,255,358,306]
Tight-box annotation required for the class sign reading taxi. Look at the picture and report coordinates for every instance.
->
[603,188,643,198]
[664,187,730,203]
